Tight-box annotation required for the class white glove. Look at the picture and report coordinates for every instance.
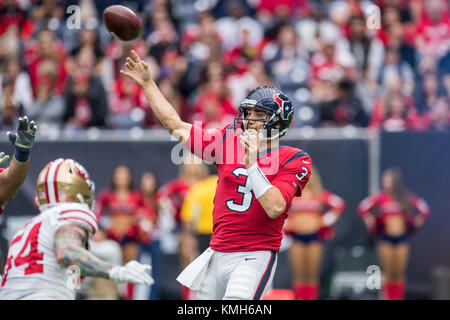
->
[109,260,154,286]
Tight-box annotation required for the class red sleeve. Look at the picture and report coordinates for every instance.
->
[271,155,313,210]
[183,125,230,162]
[410,195,430,219]
[322,190,346,214]
[358,194,379,218]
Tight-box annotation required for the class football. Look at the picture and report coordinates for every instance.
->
[103,5,142,41]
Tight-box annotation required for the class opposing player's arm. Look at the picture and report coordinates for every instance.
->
[54,224,113,278]
[0,116,36,208]
[54,224,154,285]
[120,50,191,142]
[0,156,29,207]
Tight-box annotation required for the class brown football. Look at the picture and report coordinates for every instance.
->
[103,5,142,41]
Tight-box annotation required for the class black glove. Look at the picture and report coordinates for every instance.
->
[6,116,37,162]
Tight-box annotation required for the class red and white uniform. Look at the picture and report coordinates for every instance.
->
[177,124,312,300]
[285,190,346,240]
[96,191,142,218]
[358,191,430,235]
[95,190,144,243]
[0,203,98,300]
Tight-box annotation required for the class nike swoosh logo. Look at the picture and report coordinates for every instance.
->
[302,160,310,164]
[244,258,257,261]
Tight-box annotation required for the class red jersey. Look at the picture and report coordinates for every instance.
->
[156,178,190,224]
[286,190,346,240]
[95,190,142,221]
[185,124,312,252]
[95,190,144,242]
[358,190,430,235]
[416,11,450,58]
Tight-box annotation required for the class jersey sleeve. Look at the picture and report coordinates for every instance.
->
[271,155,313,209]
[410,195,430,219]
[183,125,231,163]
[58,207,98,236]
[357,194,379,218]
[322,190,346,214]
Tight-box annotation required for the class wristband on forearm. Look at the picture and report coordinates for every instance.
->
[14,148,31,163]
[247,163,273,198]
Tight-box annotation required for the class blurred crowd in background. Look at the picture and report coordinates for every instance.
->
[0,0,448,135]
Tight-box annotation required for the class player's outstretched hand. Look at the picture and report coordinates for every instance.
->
[0,152,10,166]
[120,50,153,89]
[109,260,154,285]
[7,116,37,150]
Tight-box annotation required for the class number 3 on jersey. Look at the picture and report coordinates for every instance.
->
[1,222,44,287]
[226,167,254,213]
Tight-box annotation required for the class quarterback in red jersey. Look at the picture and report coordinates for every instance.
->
[121,51,312,300]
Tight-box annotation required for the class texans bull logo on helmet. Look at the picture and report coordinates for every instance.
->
[273,93,292,121]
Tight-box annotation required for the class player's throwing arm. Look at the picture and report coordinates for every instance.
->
[120,50,191,142]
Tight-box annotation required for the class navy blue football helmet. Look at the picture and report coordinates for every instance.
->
[234,86,294,138]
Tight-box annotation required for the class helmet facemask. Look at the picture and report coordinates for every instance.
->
[234,105,283,141]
